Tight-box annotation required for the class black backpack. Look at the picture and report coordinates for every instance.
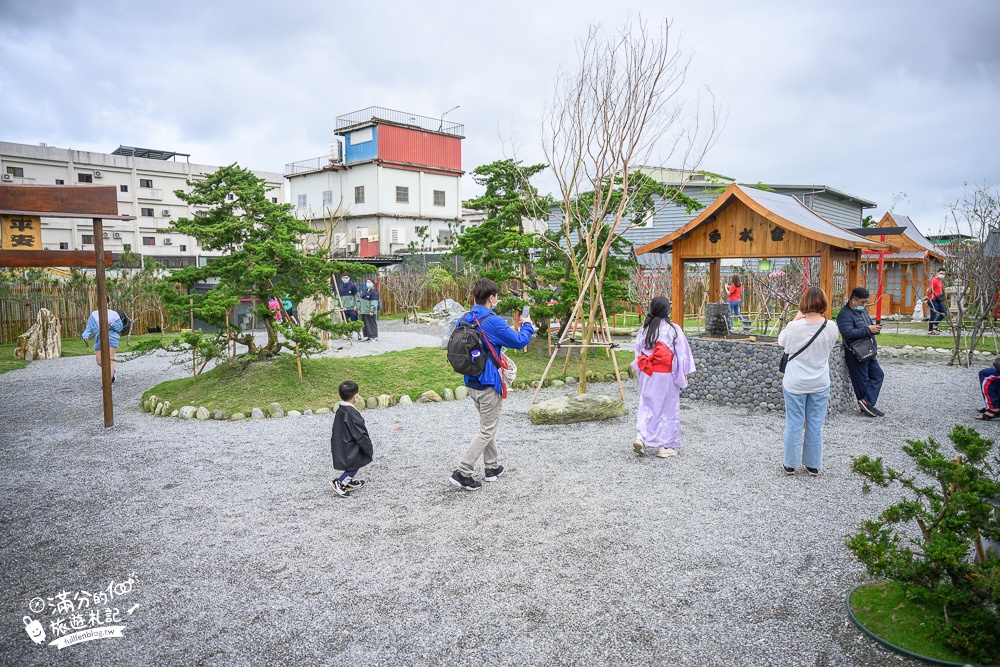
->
[118,312,132,336]
[447,313,495,376]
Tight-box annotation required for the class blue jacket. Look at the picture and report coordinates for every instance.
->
[82,309,123,350]
[457,305,534,394]
[836,304,877,352]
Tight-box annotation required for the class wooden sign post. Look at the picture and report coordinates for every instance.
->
[0,184,134,428]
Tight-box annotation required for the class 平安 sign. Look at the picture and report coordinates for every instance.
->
[1,215,41,250]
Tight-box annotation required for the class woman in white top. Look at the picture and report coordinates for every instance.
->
[777,286,839,476]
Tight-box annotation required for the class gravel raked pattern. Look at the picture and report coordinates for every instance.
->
[0,345,980,665]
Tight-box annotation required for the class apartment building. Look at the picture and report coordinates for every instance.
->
[0,141,284,268]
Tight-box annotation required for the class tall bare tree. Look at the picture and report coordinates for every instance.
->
[542,16,722,392]
[942,183,1000,366]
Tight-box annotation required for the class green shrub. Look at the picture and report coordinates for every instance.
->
[846,425,1000,662]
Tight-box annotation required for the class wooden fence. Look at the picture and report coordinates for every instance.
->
[0,283,172,344]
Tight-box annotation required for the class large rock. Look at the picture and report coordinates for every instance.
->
[15,308,61,360]
[399,395,413,405]
[315,407,331,415]
[195,407,210,421]
[230,412,245,421]
[212,411,228,420]
[433,299,466,318]
[527,394,628,425]
[705,302,730,337]
[440,313,464,348]
[417,390,442,403]
[366,397,378,409]
[268,402,284,418]
[250,407,265,420]
[455,386,469,400]
[178,406,197,420]
[377,394,392,408]
[442,388,455,401]
[287,410,302,418]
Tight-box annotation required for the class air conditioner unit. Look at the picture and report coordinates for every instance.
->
[355,227,369,242]
[94,171,103,178]
[162,209,171,216]
[103,232,109,238]
[113,232,122,239]
[347,243,356,252]
[164,238,173,245]
[1,174,12,182]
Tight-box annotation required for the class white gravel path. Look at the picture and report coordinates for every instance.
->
[0,338,988,665]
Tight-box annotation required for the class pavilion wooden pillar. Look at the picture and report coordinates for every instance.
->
[708,258,721,303]
[671,251,685,327]
[846,252,861,306]
[93,218,114,428]
[819,244,834,318]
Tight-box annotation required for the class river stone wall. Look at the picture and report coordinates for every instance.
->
[680,337,855,413]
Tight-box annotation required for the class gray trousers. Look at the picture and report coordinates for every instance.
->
[459,387,503,476]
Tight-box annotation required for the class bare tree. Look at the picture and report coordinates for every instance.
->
[542,16,723,392]
[942,183,1000,366]
[381,266,426,323]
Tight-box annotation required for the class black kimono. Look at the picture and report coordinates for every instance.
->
[330,403,374,472]
[360,286,379,341]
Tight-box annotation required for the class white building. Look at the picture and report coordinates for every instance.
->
[285,107,463,258]
[0,141,284,268]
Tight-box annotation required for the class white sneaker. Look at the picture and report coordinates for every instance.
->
[633,437,645,455]
[656,447,678,458]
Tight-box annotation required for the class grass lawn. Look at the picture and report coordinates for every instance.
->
[0,334,171,375]
[144,342,627,415]
[849,581,977,663]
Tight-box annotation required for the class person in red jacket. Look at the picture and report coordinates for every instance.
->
[726,275,750,331]
[926,268,947,335]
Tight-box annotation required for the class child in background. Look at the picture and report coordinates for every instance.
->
[977,356,1000,421]
[330,380,373,497]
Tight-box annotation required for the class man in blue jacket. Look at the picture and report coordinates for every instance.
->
[450,278,534,491]
[836,287,884,417]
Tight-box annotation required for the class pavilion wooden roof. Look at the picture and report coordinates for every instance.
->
[635,183,893,255]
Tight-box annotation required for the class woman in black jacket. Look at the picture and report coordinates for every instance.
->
[835,287,884,417]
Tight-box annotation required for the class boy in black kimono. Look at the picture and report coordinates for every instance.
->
[330,380,373,497]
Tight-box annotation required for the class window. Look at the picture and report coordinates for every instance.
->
[55,179,64,185]
[226,194,235,201]
[271,197,278,203]
[78,173,93,183]
[179,245,187,252]
[139,178,153,188]
[322,190,333,206]
[433,190,446,207]
[297,194,307,209]
[120,185,129,193]
[355,186,365,204]
[59,242,69,250]
[6,166,24,177]
[81,235,93,244]
[141,208,154,217]
[395,186,409,204]
[142,237,155,246]
[390,228,405,244]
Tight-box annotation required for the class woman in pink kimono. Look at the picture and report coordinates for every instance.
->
[632,297,696,458]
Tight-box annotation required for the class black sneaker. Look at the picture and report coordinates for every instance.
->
[344,479,366,491]
[330,480,351,497]
[869,404,885,417]
[111,372,116,385]
[450,470,482,491]
[858,400,878,417]
[806,467,820,476]
[783,465,796,475]
[484,466,505,481]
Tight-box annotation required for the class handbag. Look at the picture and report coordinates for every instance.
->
[847,336,877,362]
[501,353,517,384]
[779,320,828,374]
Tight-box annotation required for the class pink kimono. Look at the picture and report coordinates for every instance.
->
[631,321,696,449]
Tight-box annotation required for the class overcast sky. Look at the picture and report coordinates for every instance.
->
[2,0,997,235]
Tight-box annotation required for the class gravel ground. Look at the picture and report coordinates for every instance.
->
[0,343,988,665]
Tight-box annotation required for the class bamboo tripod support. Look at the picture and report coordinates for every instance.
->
[530,268,626,405]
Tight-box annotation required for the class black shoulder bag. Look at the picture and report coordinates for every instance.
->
[779,320,827,374]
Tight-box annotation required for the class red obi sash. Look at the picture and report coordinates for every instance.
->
[636,341,674,376]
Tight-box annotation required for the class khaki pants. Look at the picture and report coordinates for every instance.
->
[459,387,503,477]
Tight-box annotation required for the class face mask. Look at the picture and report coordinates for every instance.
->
[855,306,865,312]
[366,283,373,288]
[342,278,349,283]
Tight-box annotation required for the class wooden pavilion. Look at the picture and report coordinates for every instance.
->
[859,212,944,316]
[635,183,894,322]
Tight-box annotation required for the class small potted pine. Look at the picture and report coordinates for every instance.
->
[845,425,1000,666]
